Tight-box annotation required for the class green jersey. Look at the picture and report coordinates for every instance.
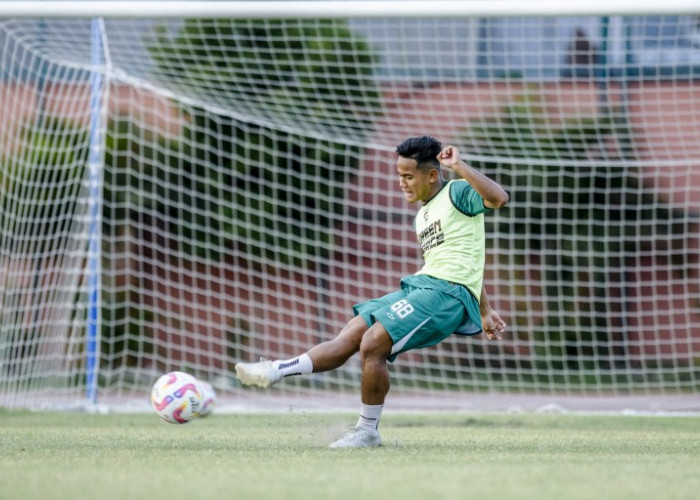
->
[413,179,491,301]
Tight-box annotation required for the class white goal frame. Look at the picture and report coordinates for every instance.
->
[1,0,699,414]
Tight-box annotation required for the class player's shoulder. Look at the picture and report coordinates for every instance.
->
[448,179,470,188]
[448,179,488,215]
[448,179,473,198]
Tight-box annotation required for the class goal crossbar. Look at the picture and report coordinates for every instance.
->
[0,1,698,19]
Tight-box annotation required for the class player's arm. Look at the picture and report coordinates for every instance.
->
[480,284,506,341]
[437,146,509,209]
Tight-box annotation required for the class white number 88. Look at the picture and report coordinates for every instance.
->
[391,299,414,319]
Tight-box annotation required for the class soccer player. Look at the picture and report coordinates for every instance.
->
[235,136,509,448]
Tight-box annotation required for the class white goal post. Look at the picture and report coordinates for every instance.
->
[1,1,699,412]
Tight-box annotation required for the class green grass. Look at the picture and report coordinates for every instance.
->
[1,410,699,500]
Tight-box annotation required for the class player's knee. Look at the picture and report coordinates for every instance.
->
[334,316,369,351]
[359,324,392,359]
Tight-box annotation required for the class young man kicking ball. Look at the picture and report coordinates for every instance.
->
[235,136,509,448]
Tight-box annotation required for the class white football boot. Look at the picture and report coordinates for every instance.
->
[328,427,382,449]
[235,359,282,388]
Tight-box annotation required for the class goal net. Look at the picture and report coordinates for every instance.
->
[1,2,699,411]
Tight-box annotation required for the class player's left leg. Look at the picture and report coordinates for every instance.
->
[359,323,393,406]
[330,287,466,447]
[329,323,391,449]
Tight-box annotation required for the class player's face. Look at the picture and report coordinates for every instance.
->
[396,156,437,203]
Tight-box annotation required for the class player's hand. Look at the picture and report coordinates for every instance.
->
[481,309,506,341]
[436,145,462,170]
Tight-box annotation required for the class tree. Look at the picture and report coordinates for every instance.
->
[146,18,381,264]
[465,92,683,377]
[98,20,381,372]
[0,119,88,254]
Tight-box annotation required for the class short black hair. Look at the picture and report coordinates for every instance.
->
[396,136,442,170]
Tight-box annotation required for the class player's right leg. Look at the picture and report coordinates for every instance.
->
[235,315,369,388]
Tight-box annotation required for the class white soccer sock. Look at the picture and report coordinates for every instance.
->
[356,403,383,431]
[272,353,313,378]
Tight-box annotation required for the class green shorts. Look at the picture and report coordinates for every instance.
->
[353,275,482,362]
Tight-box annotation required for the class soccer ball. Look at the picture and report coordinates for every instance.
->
[150,371,203,424]
[198,380,217,417]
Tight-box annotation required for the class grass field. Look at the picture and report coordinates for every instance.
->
[1,409,699,500]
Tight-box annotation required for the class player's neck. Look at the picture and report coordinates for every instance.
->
[422,180,446,205]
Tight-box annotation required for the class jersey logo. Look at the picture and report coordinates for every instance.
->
[418,219,445,252]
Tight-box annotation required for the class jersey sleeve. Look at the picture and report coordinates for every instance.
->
[449,180,491,216]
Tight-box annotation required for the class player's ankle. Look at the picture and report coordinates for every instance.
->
[273,353,313,378]
[356,403,383,432]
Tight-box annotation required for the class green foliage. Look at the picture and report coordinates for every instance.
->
[466,92,684,370]
[145,19,381,264]
[468,93,641,233]
[151,19,380,125]
[0,119,88,251]
[97,119,149,370]
[99,20,381,369]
